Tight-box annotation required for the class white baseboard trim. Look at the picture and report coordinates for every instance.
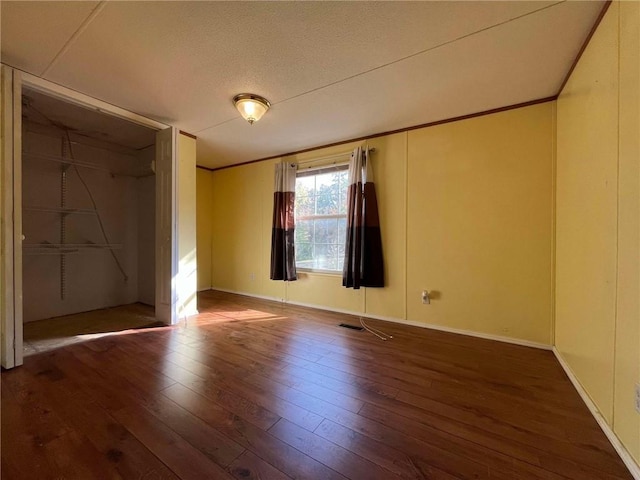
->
[553,347,640,480]
[211,287,283,303]
[284,299,366,318]
[207,288,551,351]
[368,313,552,351]
[291,299,551,350]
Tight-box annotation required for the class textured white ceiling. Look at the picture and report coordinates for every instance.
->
[1,1,604,168]
[0,1,100,75]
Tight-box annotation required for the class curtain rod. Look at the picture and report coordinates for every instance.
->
[295,147,376,166]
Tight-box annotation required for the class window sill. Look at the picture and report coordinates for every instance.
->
[296,268,342,277]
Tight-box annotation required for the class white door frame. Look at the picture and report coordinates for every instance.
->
[1,66,22,369]
[155,127,178,325]
[20,71,169,131]
[0,65,175,368]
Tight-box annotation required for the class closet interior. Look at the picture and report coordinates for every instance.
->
[21,88,158,351]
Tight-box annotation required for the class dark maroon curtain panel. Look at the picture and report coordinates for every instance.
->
[343,147,384,289]
[270,162,297,281]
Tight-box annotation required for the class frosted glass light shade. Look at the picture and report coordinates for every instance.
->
[233,94,271,125]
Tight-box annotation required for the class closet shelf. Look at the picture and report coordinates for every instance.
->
[22,151,151,178]
[23,151,111,173]
[24,206,97,216]
[23,242,123,256]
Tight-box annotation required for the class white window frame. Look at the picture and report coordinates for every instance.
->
[294,163,348,275]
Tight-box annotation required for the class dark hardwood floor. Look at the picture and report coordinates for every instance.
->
[1,290,633,479]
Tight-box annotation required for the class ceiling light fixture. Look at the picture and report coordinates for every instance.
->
[233,93,271,125]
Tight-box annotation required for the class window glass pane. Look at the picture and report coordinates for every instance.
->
[339,171,349,189]
[295,168,348,272]
[317,172,340,197]
[314,218,338,244]
[339,188,348,214]
[296,175,315,196]
[339,172,349,214]
[338,217,347,242]
[316,194,339,215]
[295,195,314,217]
[328,244,342,271]
[296,242,313,266]
[295,220,313,244]
[315,172,335,190]
[314,244,337,271]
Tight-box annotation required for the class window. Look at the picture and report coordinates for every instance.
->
[295,165,348,272]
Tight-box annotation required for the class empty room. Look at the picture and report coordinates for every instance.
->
[1,1,639,479]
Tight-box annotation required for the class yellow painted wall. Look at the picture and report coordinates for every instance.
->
[407,104,554,345]
[203,102,554,346]
[196,167,213,291]
[614,0,640,463]
[556,0,639,464]
[177,133,198,317]
[211,159,286,301]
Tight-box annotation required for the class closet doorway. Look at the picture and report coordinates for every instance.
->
[1,69,179,368]
[21,88,159,354]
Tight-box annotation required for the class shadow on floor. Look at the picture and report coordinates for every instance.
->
[23,303,164,356]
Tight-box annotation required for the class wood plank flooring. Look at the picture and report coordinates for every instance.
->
[1,290,633,479]
[23,303,160,356]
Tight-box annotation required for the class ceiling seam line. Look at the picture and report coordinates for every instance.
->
[193,0,566,135]
[40,1,107,78]
[269,0,567,106]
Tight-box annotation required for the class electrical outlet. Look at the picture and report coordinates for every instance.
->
[421,290,430,304]
[635,384,640,414]
[249,272,255,282]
